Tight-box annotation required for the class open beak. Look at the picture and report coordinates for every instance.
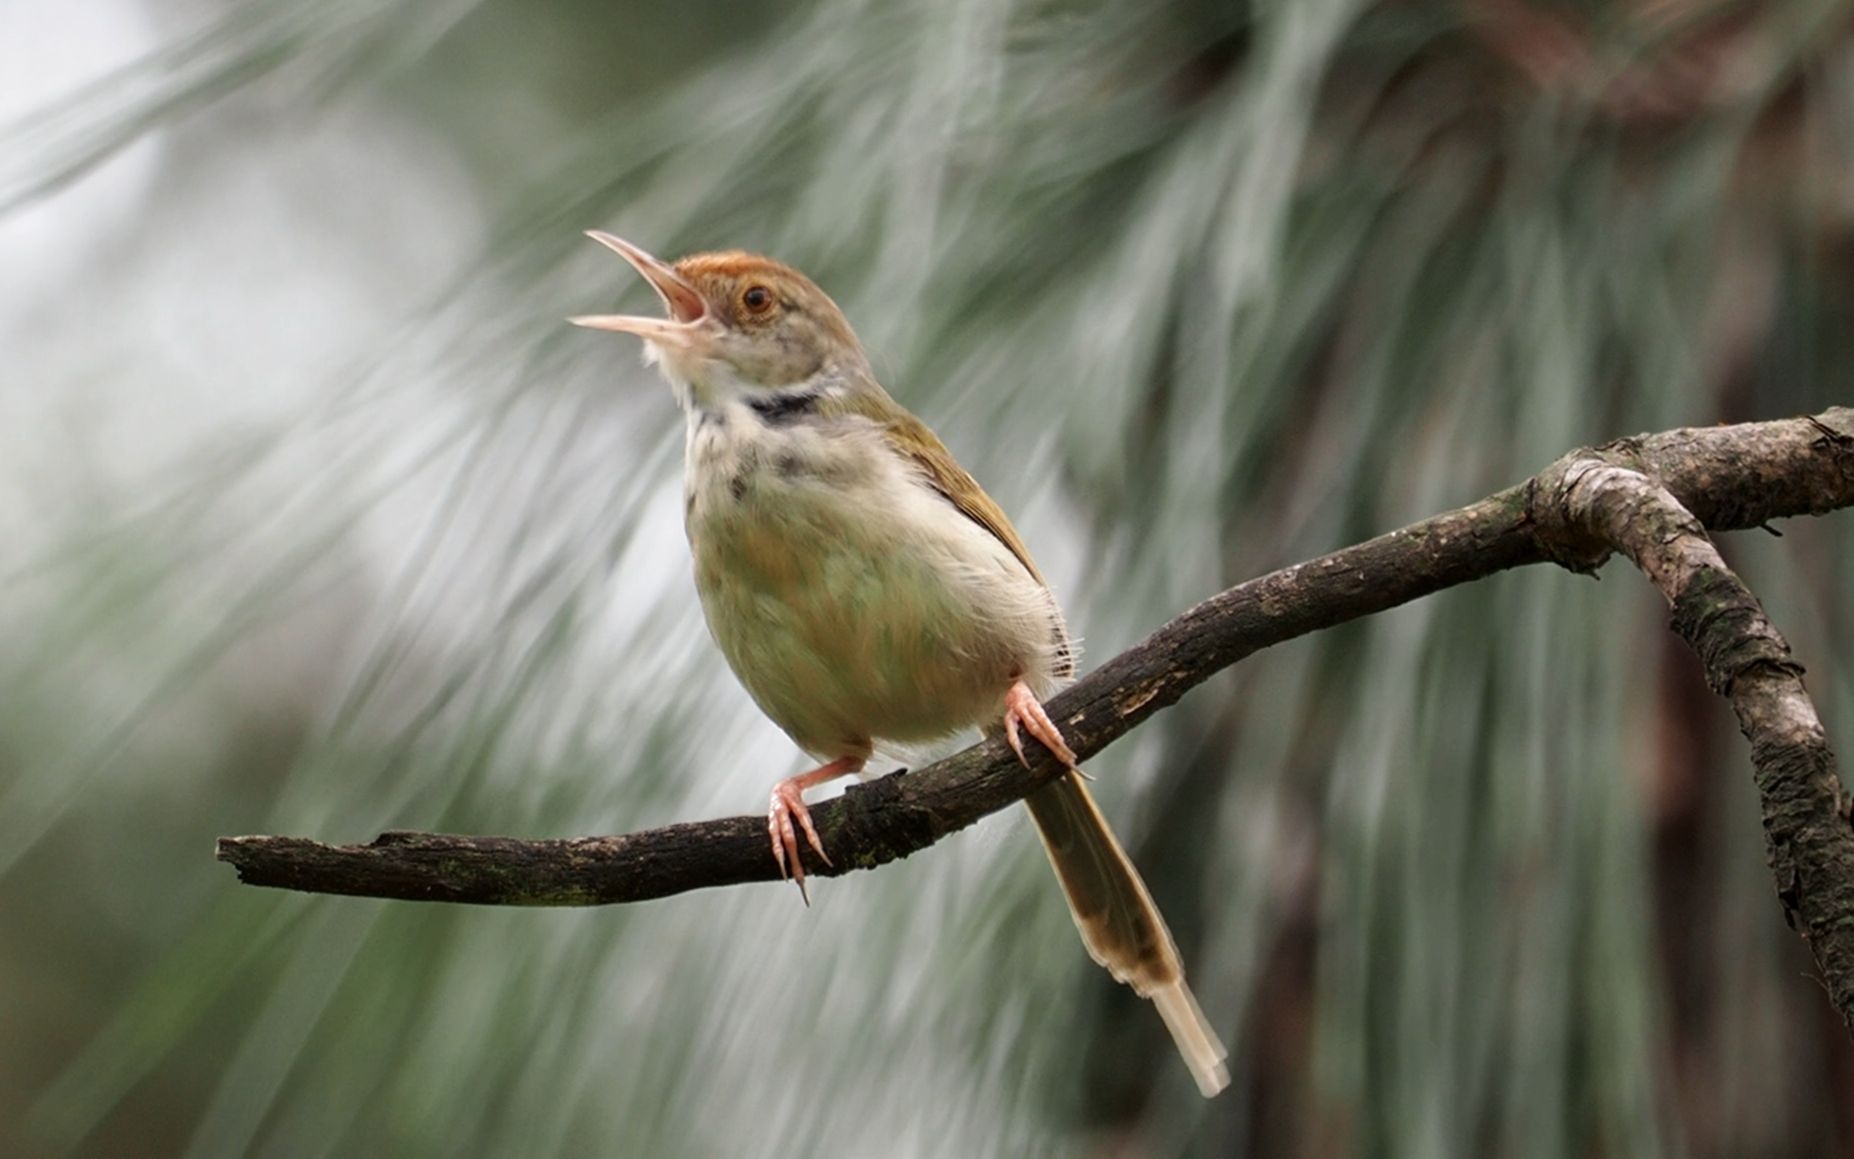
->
[569,231,709,347]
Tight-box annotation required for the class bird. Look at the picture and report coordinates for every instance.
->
[571,231,1229,1098]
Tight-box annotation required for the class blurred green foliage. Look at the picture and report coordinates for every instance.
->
[3,0,1852,1155]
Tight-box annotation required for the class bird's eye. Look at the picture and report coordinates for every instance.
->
[741,285,774,314]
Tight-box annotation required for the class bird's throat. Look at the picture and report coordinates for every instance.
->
[746,387,823,426]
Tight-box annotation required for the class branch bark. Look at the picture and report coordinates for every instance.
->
[1534,442,1854,1024]
[219,408,1854,1014]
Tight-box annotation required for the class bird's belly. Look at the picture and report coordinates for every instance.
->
[686,432,1062,757]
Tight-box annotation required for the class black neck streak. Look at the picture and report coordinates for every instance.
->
[748,388,822,427]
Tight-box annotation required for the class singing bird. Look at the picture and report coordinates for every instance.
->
[572,232,1229,1097]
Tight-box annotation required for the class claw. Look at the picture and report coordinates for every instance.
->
[767,756,863,901]
[1003,679,1079,770]
[1003,709,1028,766]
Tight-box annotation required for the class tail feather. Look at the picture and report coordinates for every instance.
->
[1024,772,1230,1098]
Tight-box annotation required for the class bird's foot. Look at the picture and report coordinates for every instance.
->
[769,756,862,903]
[1002,679,1079,770]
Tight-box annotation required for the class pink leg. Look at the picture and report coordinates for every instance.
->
[1002,679,1079,770]
[770,756,863,903]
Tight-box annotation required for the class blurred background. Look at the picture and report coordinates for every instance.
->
[3,0,1852,1155]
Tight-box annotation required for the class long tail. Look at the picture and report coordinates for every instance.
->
[1024,771,1229,1097]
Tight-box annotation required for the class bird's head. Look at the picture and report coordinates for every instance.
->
[572,232,870,405]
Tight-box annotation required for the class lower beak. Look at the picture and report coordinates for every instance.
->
[568,312,698,348]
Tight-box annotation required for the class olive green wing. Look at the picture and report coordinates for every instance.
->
[875,410,1048,588]
[820,384,1057,613]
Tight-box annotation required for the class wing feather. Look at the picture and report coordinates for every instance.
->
[821,387,1072,677]
[878,411,1048,587]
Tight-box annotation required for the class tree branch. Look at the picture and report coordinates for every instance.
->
[1535,446,1854,1025]
[219,409,1854,1017]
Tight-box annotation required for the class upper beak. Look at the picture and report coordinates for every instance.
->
[569,231,709,346]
